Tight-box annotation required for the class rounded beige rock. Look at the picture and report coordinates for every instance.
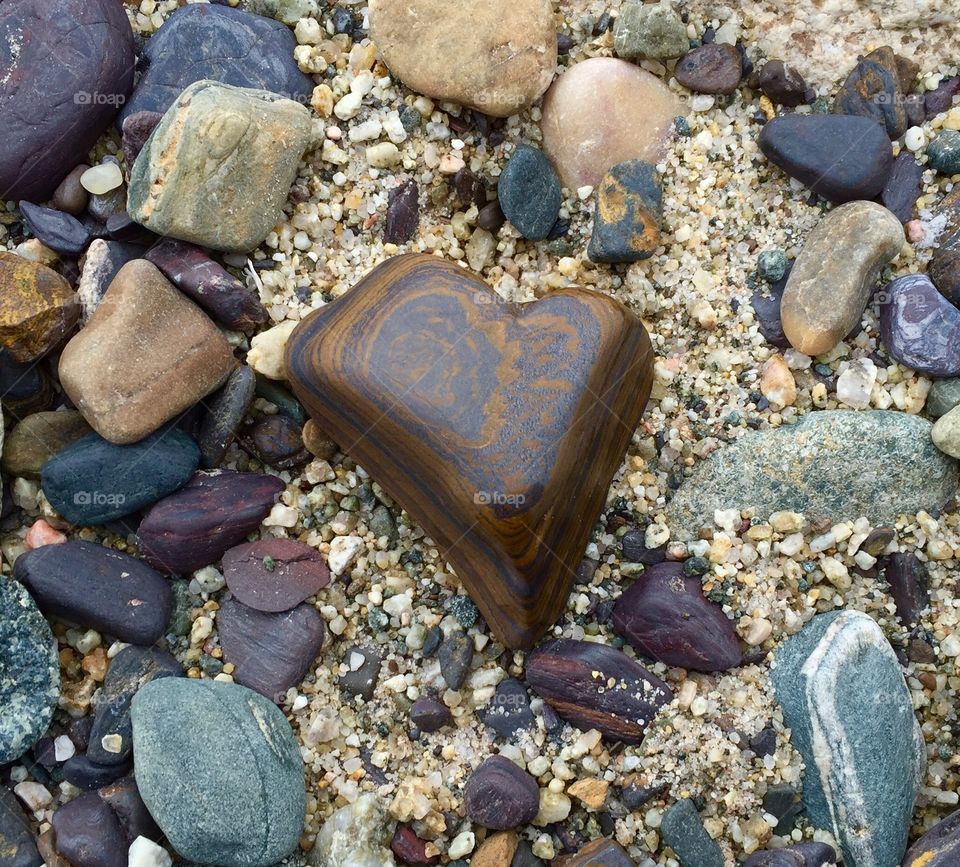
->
[932,404,960,458]
[369,0,557,118]
[540,57,682,189]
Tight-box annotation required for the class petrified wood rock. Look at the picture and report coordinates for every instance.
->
[285,254,653,649]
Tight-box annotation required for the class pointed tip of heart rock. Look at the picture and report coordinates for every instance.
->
[285,253,654,649]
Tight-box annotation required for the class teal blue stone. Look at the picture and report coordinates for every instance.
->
[770,610,924,867]
[928,131,960,176]
[660,799,725,867]
[41,428,199,524]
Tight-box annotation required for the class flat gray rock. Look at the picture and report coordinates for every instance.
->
[131,678,305,866]
[770,610,925,867]
[666,410,958,540]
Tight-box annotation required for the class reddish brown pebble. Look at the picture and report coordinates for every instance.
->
[222,537,331,613]
[384,180,420,244]
[675,43,743,94]
[121,111,163,170]
[391,825,440,865]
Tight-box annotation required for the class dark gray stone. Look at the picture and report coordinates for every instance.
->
[62,754,132,790]
[384,180,419,244]
[882,151,924,223]
[762,783,803,834]
[480,678,534,738]
[198,366,256,469]
[498,145,561,241]
[928,130,960,175]
[928,378,960,418]
[18,202,91,256]
[339,646,382,701]
[833,46,910,138]
[409,696,451,733]
[884,553,930,627]
[464,756,539,830]
[660,799,725,867]
[588,160,662,264]
[438,631,473,690]
[0,784,42,866]
[131,678,305,866]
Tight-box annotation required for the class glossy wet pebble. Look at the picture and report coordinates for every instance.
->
[879,273,960,376]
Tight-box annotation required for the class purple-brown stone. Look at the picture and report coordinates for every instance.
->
[882,151,924,223]
[675,43,742,95]
[903,809,960,866]
[222,537,330,613]
[464,756,539,830]
[879,273,960,377]
[883,552,930,628]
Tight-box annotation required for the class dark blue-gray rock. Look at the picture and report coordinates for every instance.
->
[588,160,662,263]
[87,646,182,766]
[498,145,562,241]
[13,540,172,646]
[253,377,306,426]
[0,783,43,866]
[743,842,836,867]
[41,429,199,525]
[238,414,310,470]
[118,4,313,125]
[0,0,135,202]
[665,411,959,540]
[620,526,666,565]
[131,678,305,866]
[0,578,59,765]
[660,799,724,867]
[770,610,925,867]
[216,598,325,702]
[928,378,960,418]
[833,46,911,138]
[751,269,793,349]
[929,130,960,175]
[883,553,930,628]
[438,630,473,690]
[882,151,924,223]
[198,366,257,469]
[903,809,960,866]
[50,791,128,867]
[481,678,534,738]
[758,114,892,202]
[339,646,382,701]
[762,783,803,834]
[879,274,960,377]
[18,203,91,256]
[62,754,132,791]
[409,696,451,733]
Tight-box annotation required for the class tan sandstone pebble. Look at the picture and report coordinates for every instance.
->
[2,411,92,480]
[471,831,519,866]
[0,252,80,363]
[780,200,904,356]
[567,778,609,811]
[369,0,556,117]
[540,58,682,189]
[932,403,960,458]
[59,260,236,444]
[759,354,797,408]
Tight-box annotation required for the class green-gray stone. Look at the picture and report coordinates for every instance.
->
[927,377,960,418]
[613,0,689,60]
[0,577,59,764]
[660,799,724,867]
[131,678,305,866]
[666,410,959,540]
[928,130,960,176]
[245,0,320,25]
[770,610,925,867]
[129,80,312,253]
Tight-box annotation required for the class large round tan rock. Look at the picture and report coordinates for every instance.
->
[369,0,556,118]
[781,201,904,357]
[541,58,682,189]
[59,260,237,445]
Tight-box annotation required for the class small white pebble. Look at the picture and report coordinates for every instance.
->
[448,831,475,859]
[80,162,123,195]
[904,126,927,151]
[129,836,173,867]
[54,734,75,762]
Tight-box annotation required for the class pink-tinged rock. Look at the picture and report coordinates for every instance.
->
[24,519,67,550]
[222,538,330,613]
[540,58,682,189]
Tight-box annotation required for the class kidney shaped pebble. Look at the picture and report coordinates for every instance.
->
[464,755,540,830]
[612,561,742,672]
[525,639,672,743]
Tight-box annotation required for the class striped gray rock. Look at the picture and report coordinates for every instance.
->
[770,610,925,867]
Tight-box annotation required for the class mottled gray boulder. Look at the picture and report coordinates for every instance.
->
[0,578,59,764]
[770,610,925,867]
[666,411,958,540]
[131,678,305,866]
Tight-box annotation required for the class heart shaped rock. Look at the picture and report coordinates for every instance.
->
[285,254,653,649]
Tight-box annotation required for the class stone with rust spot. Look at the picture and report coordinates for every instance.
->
[128,80,312,253]
[588,160,662,264]
[833,46,913,139]
[285,253,653,650]
[556,837,636,866]
[0,253,79,363]
[902,809,960,866]
[59,260,237,445]
[780,201,903,356]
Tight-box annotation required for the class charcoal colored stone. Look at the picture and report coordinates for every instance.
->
[13,540,172,646]
[660,799,724,867]
[0,349,51,413]
[879,274,960,377]
[222,537,330,613]
[481,678,534,738]
[758,114,892,203]
[145,239,268,333]
[464,756,539,830]
[97,777,162,845]
[384,180,420,244]
[62,755,132,791]
[743,842,836,867]
[498,146,562,241]
[675,43,742,94]
[121,112,163,171]
[833,46,910,138]
[612,561,742,672]
[0,783,43,867]
[217,598,325,701]
[136,470,285,574]
[50,791,128,867]
[119,4,313,125]
[588,160,662,263]
[930,190,960,303]
[758,60,810,107]
[131,678,305,866]
[438,631,473,690]
[409,696,451,733]
[883,552,930,627]
[86,646,182,766]
[762,784,803,834]
[339,646,381,701]
[928,130,960,175]
[41,429,200,525]
[903,809,960,866]
[0,0,135,202]
[770,610,925,867]
[239,414,310,470]
[0,579,59,765]
[198,365,257,468]
[620,527,666,565]
[18,203,91,257]
[86,185,126,224]
[882,151,924,222]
